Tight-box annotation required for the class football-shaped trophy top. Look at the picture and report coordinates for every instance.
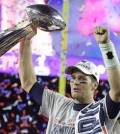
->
[26,4,66,31]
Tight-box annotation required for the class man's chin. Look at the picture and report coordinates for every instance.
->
[72,93,81,100]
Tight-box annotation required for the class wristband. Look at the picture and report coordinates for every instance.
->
[99,41,120,69]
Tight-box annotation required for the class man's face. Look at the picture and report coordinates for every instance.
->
[70,69,97,104]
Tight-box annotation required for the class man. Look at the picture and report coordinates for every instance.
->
[75,26,120,134]
[19,22,120,134]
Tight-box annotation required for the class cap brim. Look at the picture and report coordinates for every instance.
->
[65,66,92,75]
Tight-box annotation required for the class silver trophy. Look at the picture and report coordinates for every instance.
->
[0,4,66,57]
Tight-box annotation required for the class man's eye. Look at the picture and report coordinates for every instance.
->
[80,77,87,81]
[79,78,85,81]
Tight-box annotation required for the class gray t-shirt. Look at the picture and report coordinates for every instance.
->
[40,89,120,134]
[39,89,79,134]
[29,82,120,134]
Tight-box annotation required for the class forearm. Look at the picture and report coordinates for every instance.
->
[19,39,37,93]
[99,41,120,101]
[107,67,120,101]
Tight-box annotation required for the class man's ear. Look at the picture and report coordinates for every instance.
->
[92,81,99,91]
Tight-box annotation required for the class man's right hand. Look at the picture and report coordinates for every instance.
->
[24,22,37,41]
[16,19,37,42]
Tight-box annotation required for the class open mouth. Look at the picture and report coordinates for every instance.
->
[73,88,80,91]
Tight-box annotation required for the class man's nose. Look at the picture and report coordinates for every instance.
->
[73,79,80,85]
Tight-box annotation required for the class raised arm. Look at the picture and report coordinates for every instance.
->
[94,26,120,102]
[19,23,37,93]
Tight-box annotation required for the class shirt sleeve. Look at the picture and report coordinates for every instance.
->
[29,82,44,106]
[106,92,120,119]
[28,81,72,118]
[39,89,72,118]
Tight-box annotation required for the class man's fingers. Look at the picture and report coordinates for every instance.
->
[25,24,37,40]
[94,26,108,34]
[26,30,37,40]
[94,26,103,34]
